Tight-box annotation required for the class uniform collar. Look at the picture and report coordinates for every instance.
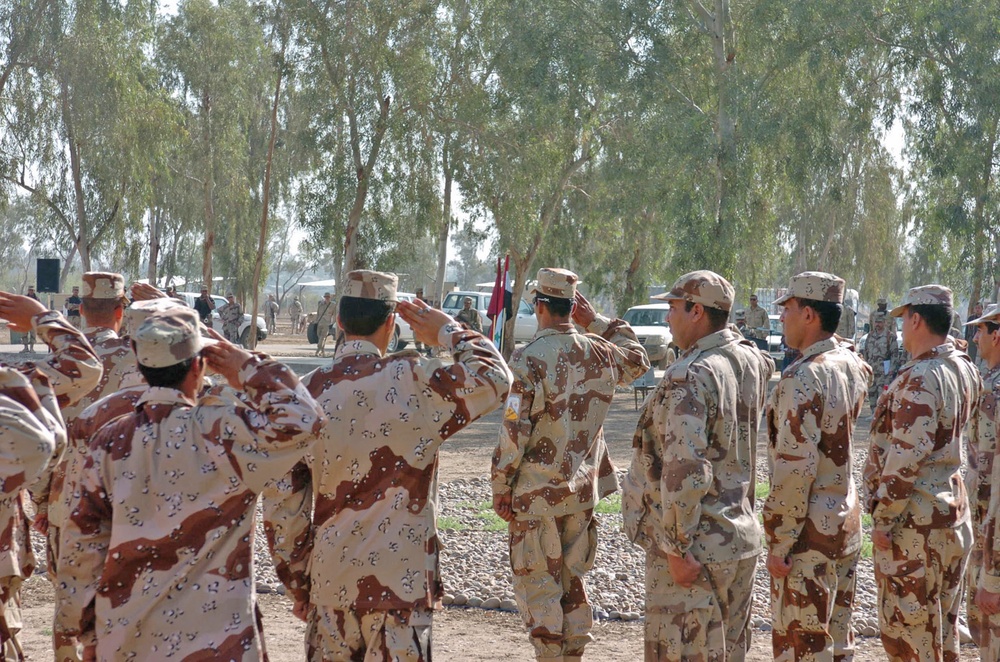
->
[85,327,119,343]
[335,339,383,359]
[798,336,839,361]
[902,341,960,370]
[534,324,577,339]
[685,327,744,354]
[137,386,196,409]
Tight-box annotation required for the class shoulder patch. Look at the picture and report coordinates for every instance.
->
[504,394,522,421]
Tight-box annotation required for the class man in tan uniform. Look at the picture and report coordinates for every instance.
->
[764,272,872,662]
[0,291,102,660]
[744,293,769,351]
[314,291,336,356]
[862,311,899,411]
[863,285,979,662]
[966,305,1000,656]
[262,270,511,661]
[622,270,774,662]
[40,273,146,562]
[56,306,324,661]
[491,268,649,662]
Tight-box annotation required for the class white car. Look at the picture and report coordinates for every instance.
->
[441,291,537,342]
[175,292,268,345]
[622,304,673,368]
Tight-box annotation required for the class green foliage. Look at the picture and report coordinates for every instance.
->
[595,493,621,515]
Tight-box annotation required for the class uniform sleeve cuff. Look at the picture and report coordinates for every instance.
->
[586,316,610,336]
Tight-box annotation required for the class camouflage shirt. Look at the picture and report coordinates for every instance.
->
[623,328,774,562]
[764,337,872,559]
[55,356,323,660]
[219,301,243,329]
[863,342,981,534]
[976,364,1000,590]
[862,326,899,378]
[491,316,650,517]
[745,305,769,340]
[0,312,102,580]
[262,325,511,612]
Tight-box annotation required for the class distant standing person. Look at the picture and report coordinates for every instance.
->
[455,296,482,332]
[315,292,336,356]
[414,287,431,356]
[836,299,856,341]
[861,311,899,412]
[64,286,82,329]
[967,301,984,363]
[744,293,769,351]
[288,296,303,334]
[265,294,279,335]
[218,293,243,344]
[21,286,39,353]
[193,287,215,325]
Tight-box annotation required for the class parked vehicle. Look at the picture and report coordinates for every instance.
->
[441,291,538,342]
[175,292,268,345]
[621,304,674,368]
[387,292,416,352]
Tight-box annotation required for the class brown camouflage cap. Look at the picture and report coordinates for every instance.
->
[872,311,887,323]
[652,270,734,312]
[877,297,887,306]
[341,270,398,302]
[132,307,214,368]
[81,272,125,299]
[530,268,578,300]
[773,271,845,305]
[965,303,1000,326]
[889,284,953,317]
[126,298,189,331]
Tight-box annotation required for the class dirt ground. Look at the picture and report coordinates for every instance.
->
[14,339,981,659]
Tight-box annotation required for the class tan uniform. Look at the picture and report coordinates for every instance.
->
[974,363,1000,657]
[765,337,872,662]
[492,315,649,660]
[55,357,323,660]
[863,341,980,662]
[263,325,511,661]
[315,298,336,352]
[0,311,102,660]
[836,305,856,340]
[623,327,774,662]
[455,307,482,332]
[745,304,769,341]
[219,300,244,343]
[861,325,899,410]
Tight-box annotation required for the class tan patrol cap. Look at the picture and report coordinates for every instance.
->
[890,284,953,317]
[126,298,189,332]
[872,311,887,323]
[877,297,887,306]
[132,307,214,368]
[773,271,845,305]
[652,270,734,312]
[965,303,1000,327]
[734,309,746,320]
[82,272,125,300]
[341,270,398,302]
[530,268,578,300]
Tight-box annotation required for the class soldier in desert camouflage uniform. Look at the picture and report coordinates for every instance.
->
[622,270,774,662]
[314,292,336,356]
[836,299,856,342]
[40,273,146,575]
[764,272,872,662]
[863,285,979,662]
[967,305,1000,657]
[744,293,770,351]
[55,306,323,661]
[861,310,899,411]
[262,270,511,661]
[0,292,101,661]
[219,292,243,343]
[490,268,649,662]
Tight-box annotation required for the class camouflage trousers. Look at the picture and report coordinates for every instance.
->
[770,549,859,662]
[868,375,892,412]
[644,553,756,662]
[981,603,1000,662]
[308,606,432,662]
[509,510,597,661]
[874,523,971,662]
[964,544,983,648]
[0,577,24,661]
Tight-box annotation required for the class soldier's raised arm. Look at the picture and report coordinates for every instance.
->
[572,291,650,385]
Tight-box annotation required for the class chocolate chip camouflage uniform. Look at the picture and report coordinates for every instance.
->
[262,270,512,661]
[55,307,324,661]
[491,268,650,662]
[0,310,101,661]
[42,273,144,578]
[862,285,980,662]
[219,295,244,343]
[862,311,899,411]
[971,361,1000,656]
[765,272,872,662]
[622,270,774,662]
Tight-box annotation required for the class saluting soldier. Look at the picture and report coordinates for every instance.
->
[491,268,649,662]
[863,285,979,662]
[622,271,774,662]
[262,270,511,660]
[764,272,872,662]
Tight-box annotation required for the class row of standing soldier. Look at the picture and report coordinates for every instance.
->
[0,265,994,662]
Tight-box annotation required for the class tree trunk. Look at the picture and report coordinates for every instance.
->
[201,92,216,292]
[972,119,997,312]
[60,75,91,272]
[147,206,161,283]
[622,243,643,310]
[434,140,453,303]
